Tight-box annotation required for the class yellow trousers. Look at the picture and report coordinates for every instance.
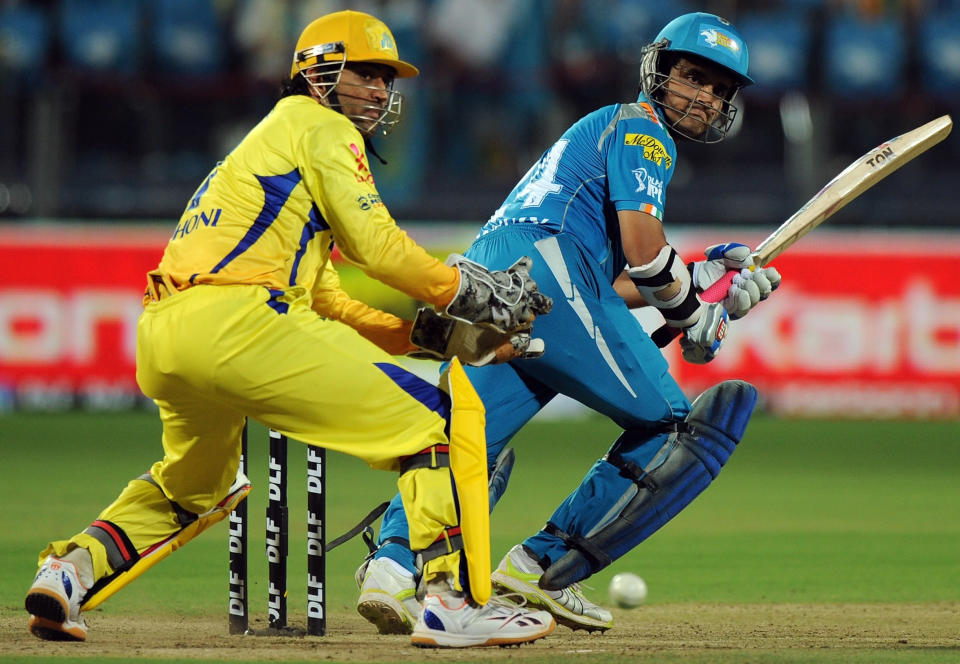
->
[43,284,474,593]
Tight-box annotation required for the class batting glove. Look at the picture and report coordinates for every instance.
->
[690,243,780,319]
[679,301,728,364]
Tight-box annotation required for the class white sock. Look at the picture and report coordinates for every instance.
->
[380,557,414,579]
[425,572,457,596]
[510,545,544,574]
[60,548,95,588]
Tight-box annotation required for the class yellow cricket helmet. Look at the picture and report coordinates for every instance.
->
[290,10,418,80]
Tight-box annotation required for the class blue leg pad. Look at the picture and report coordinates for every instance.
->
[540,380,757,590]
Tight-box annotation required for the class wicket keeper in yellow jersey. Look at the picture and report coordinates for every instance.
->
[24,10,554,648]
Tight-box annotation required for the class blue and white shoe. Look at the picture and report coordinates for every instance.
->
[26,556,89,641]
[411,592,555,648]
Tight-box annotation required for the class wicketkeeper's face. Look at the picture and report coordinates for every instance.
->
[335,63,396,134]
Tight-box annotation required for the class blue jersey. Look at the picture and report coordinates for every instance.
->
[477,93,676,283]
[377,95,692,575]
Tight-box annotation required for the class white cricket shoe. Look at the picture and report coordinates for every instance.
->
[411,592,555,648]
[492,544,613,632]
[355,557,421,634]
[25,556,89,641]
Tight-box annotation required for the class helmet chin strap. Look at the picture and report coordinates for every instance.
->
[365,137,388,165]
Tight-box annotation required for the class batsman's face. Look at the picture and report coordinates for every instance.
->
[334,63,396,134]
[661,57,736,137]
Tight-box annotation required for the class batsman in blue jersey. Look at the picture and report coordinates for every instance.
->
[355,13,783,634]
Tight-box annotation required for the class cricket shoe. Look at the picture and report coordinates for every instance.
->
[411,592,555,648]
[25,556,89,641]
[492,544,613,632]
[355,557,421,634]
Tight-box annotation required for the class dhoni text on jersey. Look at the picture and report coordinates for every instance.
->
[171,208,223,240]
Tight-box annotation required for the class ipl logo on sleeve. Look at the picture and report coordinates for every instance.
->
[632,167,663,204]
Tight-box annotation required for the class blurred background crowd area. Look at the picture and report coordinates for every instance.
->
[0,0,958,227]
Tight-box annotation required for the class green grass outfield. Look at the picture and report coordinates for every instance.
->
[1,410,958,663]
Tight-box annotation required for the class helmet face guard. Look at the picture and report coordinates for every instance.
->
[639,40,741,144]
[293,41,404,137]
[290,11,418,138]
[639,13,752,144]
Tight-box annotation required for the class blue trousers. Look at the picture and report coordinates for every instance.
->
[377,227,691,573]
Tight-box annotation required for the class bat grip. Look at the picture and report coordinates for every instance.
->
[699,269,737,303]
[650,269,737,348]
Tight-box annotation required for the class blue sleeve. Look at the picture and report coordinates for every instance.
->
[606,115,676,221]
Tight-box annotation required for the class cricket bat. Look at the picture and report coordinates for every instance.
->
[652,114,953,349]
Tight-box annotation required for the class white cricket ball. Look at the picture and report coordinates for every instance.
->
[608,572,647,608]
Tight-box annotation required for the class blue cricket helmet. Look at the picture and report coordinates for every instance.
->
[655,12,753,87]
[639,13,752,143]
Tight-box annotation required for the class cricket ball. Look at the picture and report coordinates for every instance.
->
[608,572,648,608]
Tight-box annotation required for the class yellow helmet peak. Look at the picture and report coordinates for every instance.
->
[290,10,419,80]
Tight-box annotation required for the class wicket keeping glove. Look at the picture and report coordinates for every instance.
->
[408,307,545,367]
[444,255,553,333]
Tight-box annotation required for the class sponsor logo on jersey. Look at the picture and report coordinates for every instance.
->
[356,193,383,210]
[624,134,673,169]
[632,167,663,203]
[348,143,376,184]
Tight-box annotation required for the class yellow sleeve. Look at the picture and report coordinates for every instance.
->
[297,125,459,308]
[312,260,416,356]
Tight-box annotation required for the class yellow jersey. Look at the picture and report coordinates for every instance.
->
[153,95,457,326]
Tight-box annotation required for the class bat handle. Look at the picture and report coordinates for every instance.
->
[699,269,737,303]
[650,269,738,348]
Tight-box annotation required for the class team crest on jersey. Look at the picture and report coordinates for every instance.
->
[348,143,376,185]
[624,134,673,169]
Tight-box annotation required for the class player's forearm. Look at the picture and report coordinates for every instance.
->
[336,226,459,308]
[352,315,416,355]
[315,290,416,355]
[613,271,648,308]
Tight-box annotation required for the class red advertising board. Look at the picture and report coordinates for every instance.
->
[0,225,170,409]
[667,230,960,418]
[1,224,958,416]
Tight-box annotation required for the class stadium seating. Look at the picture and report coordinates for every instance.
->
[149,0,224,76]
[0,4,50,78]
[823,12,906,99]
[917,9,960,100]
[736,11,812,96]
[58,0,143,75]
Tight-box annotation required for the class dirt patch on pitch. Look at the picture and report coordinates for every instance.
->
[3,603,958,662]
